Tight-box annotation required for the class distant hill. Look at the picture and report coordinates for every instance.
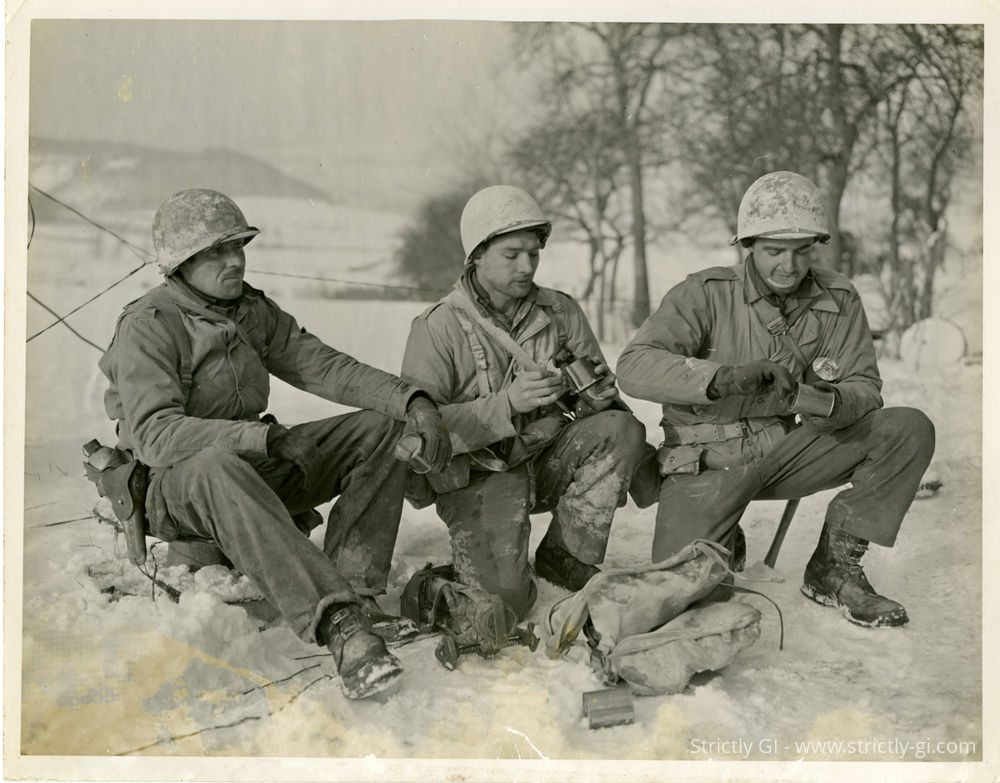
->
[27,137,333,226]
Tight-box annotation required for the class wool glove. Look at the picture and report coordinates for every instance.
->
[708,360,795,401]
[267,425,322,491]
[401,396,452,473]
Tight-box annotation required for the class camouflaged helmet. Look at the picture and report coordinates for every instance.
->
[152,189,260,275]
[734,171,830,246]
[459,185,552,262]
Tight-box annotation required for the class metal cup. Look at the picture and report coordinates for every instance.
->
[791,383,836,417]
[561,356,600,394]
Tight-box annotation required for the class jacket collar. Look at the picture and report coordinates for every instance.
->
[164,275,252,317]
[743,254,840,315]
[450,270,554,342]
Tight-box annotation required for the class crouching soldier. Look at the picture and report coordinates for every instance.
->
[400,186,656,619]
[617,171,935,627]
[98,189,451,699]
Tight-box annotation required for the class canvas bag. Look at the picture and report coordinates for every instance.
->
[545,540,764,696]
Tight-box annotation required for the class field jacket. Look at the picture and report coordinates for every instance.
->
[401,271,610,472]
[617,259,882,456]
[99,276,420,469]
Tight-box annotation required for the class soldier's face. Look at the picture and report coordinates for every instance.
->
[752,237,818,295]
[179,240,247,300]
[473,229,541,312]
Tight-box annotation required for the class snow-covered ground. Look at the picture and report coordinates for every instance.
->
[11,220,986,780]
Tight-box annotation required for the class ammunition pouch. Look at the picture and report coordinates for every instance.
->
[657,444,703,476]
[658,418,788,474]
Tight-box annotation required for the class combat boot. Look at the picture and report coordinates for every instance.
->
[534,535,599,592]
[800,523,908,628]
[354,595,424,646]
[318,604,403,699]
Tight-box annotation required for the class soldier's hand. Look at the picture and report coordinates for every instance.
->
[403,397,452,473]
[589,362,618,400]
[709,360,795,401]
[575,362,617,416]
[507,370,565,413]
[267,425,322,491]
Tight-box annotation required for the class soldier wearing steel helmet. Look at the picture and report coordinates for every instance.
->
[98,189,452,699]
[400,185,657,618]
[617,171,935,628]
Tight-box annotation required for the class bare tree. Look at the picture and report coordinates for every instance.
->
[874,25,982,342]
[513,22,681,326]
[509,108,630,340]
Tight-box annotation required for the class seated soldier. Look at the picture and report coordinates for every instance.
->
[98,189,451,698]
[400,185,656,619]
[617,171,935,628]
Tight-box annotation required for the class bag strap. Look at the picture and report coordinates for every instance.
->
[144,286,271,408]
[451,306,494,396]
[749,295,813,377]
[447,292,545,374]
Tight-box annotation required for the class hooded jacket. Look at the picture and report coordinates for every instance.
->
[99,276,420,468]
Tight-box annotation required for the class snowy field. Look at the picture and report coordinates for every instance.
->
[10,219,985,780]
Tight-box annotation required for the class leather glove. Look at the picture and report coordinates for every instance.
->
[801,381,862,433]
[709,360,795,401]
[401,396,452,473]
[267,425,322,491]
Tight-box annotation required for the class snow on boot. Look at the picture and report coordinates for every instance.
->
[800,525,909,628]
[534,536,599,592]
[320,606,403,699]
[355,595,431,648]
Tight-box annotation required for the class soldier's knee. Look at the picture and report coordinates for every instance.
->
[175,448,264,501]
[187,447,256,479]
[586,409,648,452]
[880,407,936,456]
[350,409,403,438]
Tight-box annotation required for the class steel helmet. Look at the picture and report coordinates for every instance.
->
[459,185,552,262]
[734,171,830,246]
[152,189,260,275]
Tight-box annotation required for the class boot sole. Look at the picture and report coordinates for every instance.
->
[341,654,404,700]
[800,583,909,628]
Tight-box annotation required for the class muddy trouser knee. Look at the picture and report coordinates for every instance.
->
[146,446,357,644]
[272,411,408,596]
[652,407,936,561]
[534,409,649,564]
[434,467,537,619]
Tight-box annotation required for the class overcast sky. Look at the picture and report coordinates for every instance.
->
[28,20,527,202]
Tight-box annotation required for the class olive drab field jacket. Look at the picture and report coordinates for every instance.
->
[99,277,419,469]
[617,261,882,460]
[401,271,610,472]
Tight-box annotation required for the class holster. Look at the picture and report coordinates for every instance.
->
[84,451,149,566]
